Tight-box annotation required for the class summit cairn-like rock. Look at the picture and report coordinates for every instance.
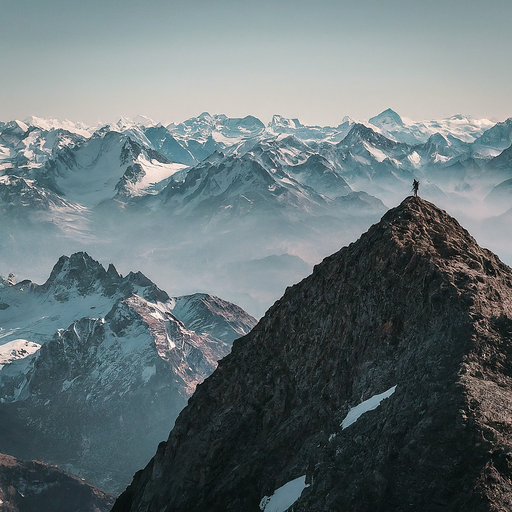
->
[114,197,512,511]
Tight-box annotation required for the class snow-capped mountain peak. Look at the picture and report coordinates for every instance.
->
[269,115,303,131]
[340,123,398,148]
[114,115,157,130]
[369,108,404,128]
[9,120,29,133]
[22,116,93,137]
[40,252,133,302]
[0,251,256,492]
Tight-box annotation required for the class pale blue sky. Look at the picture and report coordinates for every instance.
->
[1,0,511,125]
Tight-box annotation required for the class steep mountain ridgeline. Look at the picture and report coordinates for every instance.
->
[0,252,256,493]
[114,197,512,511]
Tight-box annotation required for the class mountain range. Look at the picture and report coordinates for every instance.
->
[1,107,512,509]
[0,252,256,493]
[1,109,511,317]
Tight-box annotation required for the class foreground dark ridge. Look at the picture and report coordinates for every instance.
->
[0,453,114,512]
[114,196,512,511]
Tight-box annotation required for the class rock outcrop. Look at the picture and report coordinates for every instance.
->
[0,453,114,512]
[0,252,256,493]
[114,196,512,511]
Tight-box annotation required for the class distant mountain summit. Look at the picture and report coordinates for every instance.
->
[269,115,303,131]
[114,197,512,511]
[0,252,256,493]
[475,117,512,149]
[369,108,404,128]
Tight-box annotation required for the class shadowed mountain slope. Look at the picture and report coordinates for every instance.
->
[114,196,512,511]
[0,453,114,512]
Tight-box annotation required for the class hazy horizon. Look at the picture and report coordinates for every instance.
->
[2,0,511,126]
[0,108,508,129]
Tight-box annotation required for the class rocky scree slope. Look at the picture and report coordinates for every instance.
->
[0,252,256,493]
[114,197,512,511]
[0,453,114,512]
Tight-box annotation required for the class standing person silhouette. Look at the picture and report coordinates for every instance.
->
[412,179,419,197]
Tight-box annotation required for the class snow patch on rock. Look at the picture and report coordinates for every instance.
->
[0,339,41,368]
[341,385,397,430]
[259,475,310,512]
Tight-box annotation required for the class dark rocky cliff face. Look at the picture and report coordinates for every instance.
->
[113,197,512,512]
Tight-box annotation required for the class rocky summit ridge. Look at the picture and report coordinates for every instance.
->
[114,196,512,511]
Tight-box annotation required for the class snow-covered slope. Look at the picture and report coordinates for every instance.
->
[143,125,198,166]
[171,112,265,144]
[170,293,259,344]
[41,131,187,205]
[0,120,87,174]
[158,151,329,219]
[0,252,256,493]
[23,116,93,137]
[471,117,512,161]
[267,114,354,143]
[368,108,495,144]
[368,108,404,130]
[315,123,415,203]
[0,174,91,243]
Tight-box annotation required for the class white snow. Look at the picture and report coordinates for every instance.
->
[212,131,243,144]
[472,147,502,159]
[380,115,495,143]
[24,116,93,137]
[259,475,310,512]
[239,195,254,204]
[276,147,309,166]
[364,143,387,163]
[408,151,421,166]
[123,156,187,196]
[0,339,41,367]
[47,131,186,205]
[341,385,397,430]
[0,175,91,239]
[433,153,450,163]
[13,120,29,132]
[0,286,115,349]
[352,153,371,165]
[132,115,157,127]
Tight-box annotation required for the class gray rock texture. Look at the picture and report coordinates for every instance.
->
[114,196,512,511]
